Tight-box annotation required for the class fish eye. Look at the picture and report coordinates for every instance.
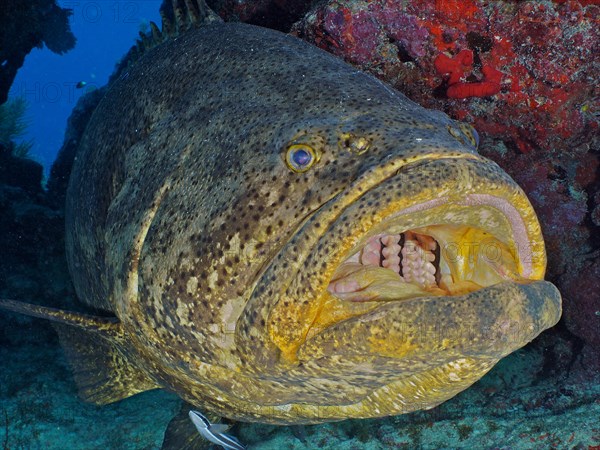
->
[285,144,317,173]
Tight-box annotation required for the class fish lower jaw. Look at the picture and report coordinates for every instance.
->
[327,224,523,302]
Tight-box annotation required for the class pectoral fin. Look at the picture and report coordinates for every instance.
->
[0,298,159,404]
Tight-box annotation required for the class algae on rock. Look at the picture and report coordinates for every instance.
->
[0,96,32,158]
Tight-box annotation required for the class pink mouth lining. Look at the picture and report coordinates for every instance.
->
[382,195,533,278]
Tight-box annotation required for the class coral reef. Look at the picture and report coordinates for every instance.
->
[0,148,43,197]
[0,94,65,304]
[0,0,76,104]
[433,49,503,99]
[293,0,599,375]
[561,258,600,369]
[293,0,598,155]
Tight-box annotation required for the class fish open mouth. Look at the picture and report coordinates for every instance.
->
[263,156,558,371]
[327,224,522,303]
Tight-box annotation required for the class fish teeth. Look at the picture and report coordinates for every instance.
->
[352,232,440,290]
[361,237,383,266]
[424,261,437,275]
[385,263,401,273]
[381,235,400,246]
[397,236,437,289]
[382,256,400,268]
[361,250,381,266]
[382,244,401,258]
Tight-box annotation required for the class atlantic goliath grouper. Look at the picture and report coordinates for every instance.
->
[0,6,561,446]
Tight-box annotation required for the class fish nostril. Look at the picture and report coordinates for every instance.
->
[339,133,371,155]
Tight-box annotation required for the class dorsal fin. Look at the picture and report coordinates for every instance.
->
[0,298,159,405]
[136,0,222,55]
[109,0,222,85]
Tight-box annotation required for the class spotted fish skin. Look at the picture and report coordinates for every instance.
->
[63,23,560,424]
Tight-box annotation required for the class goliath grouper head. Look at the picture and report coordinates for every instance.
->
[0,24,561,427]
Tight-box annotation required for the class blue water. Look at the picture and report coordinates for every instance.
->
[8,0,162,177]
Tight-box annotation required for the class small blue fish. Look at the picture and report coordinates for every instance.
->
[188,410,246,450]
[75,81,87,89]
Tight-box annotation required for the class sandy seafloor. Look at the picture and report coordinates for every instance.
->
[1,310,598,450]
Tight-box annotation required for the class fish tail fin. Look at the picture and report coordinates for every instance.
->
[0,298,159,405]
